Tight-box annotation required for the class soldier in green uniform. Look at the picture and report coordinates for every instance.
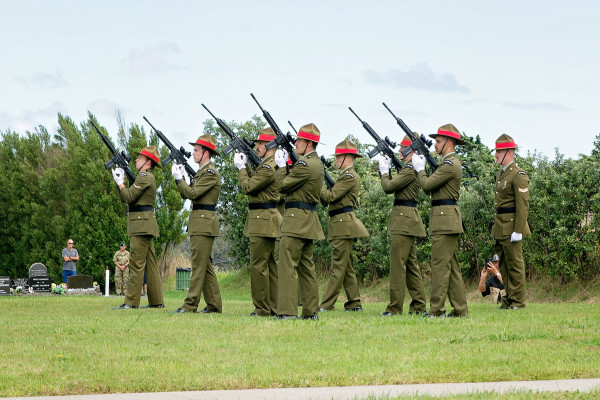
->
[113,242,130,296]
[492,134,530,309]
[112,146,164,309]
[379,135,427,316]
[412,124,468,317]
[233,127,282,316]
[274,123,325,320]
[170,134,223,314]
[318,139,368,312]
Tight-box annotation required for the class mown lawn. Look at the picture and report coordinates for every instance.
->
[0,271,598,397]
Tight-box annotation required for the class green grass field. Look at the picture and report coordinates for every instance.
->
[1,271,599,397]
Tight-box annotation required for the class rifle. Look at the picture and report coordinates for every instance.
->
[348,107,403,172]
[201,104,262,168]
[382,102,438,170]
[250,93,299,165]
[289,121,335,189]
[90,119,136,185]
[143,116,196,181]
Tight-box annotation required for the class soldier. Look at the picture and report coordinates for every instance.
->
[412,124,468,317]
[113,242,130,296]
[318,139,368,312]
[112,146,164,309]
[379,135,427,316]
[492,134,530,309]
[233,127,282,316]
[274,123,325,320]
[170,134,223,314]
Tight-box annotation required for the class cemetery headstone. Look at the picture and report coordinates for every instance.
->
[67,275,94,289]
[28,263,51,292]
[0,276,10,295]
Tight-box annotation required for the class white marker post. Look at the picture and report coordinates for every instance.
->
[105,266,110,297]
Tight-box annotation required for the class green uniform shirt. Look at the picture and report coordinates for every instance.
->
[113,250,130,265]
[320,166,369,240]
[381,162,426,237]
[492,162,531,239]
[118,169,159,237]
[276,151,325,240]
[417,153,463,235]
[238,154,282,238]
[177,161,221,237]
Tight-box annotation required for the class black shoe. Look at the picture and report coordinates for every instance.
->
[381,311,395,316]
[170,307,191,314]
[141,304,165,309]
[318,307,330,312]
[344,306,362,312]
[300,314,319,320]
[509,306,523,310]
[197,307,220,313]
[249,312,258,316]
[274,315,298,320]
[112,304,138,309]
[446,311,468,318]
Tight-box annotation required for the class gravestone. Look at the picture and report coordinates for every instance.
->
[67,275,94,289]
[0,276,10,295]
[29,263,48,278]
[28,276,52,292]
[12,278,28,291]
[28,263,51,292]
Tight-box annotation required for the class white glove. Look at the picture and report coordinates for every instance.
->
[412,154,426,173]
[112,167,124,185]
[171,163,184,180]
[378,154,390,175]
[510,232,523,242]
[275,148,289,168]
[234,152,247,170]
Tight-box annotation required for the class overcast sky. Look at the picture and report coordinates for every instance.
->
[1,1,598,160]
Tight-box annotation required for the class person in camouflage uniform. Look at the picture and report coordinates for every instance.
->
[274,123,325,320]
[319,139,369,312]
[412,124,467,317]
[113,242,130,296]
[492,134,530,309]
[379,135,427,316]
[170,134,223,314]
[233,127,282,316]
[112,146,164,309]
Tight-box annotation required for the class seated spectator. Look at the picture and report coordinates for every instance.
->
[478,254,505,303]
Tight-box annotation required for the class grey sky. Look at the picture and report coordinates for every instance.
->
[1,1,599,159]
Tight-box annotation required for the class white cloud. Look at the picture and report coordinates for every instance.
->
[502,101,573,112]
[124,43,183,74]
[15,72,68,89]
[363,63,470,94]
[88,98,122,118]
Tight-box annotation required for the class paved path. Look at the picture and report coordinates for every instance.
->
[3,379,599,399]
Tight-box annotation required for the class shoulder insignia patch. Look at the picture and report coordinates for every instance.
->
[262,164,271,170]
[346,173,354,178]
[405,164,414,169]
[298,160,307,166]
[444,160,453,165]
[207,169,216,175]
[518,171,527,175]
[139,172,147,176]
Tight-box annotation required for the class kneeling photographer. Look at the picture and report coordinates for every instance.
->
[478,254,505,303]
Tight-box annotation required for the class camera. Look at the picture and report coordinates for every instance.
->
[485,258,494,269]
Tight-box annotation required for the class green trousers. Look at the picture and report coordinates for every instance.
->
[277,236,318,317]
[495,238,526,308]
[385,235,426,314]
[429,234,467,316]
[114,265,130,295]
[125,235,163,307]
[182,235,222,312]
[320,238,361,310]
[249,236,278,316]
